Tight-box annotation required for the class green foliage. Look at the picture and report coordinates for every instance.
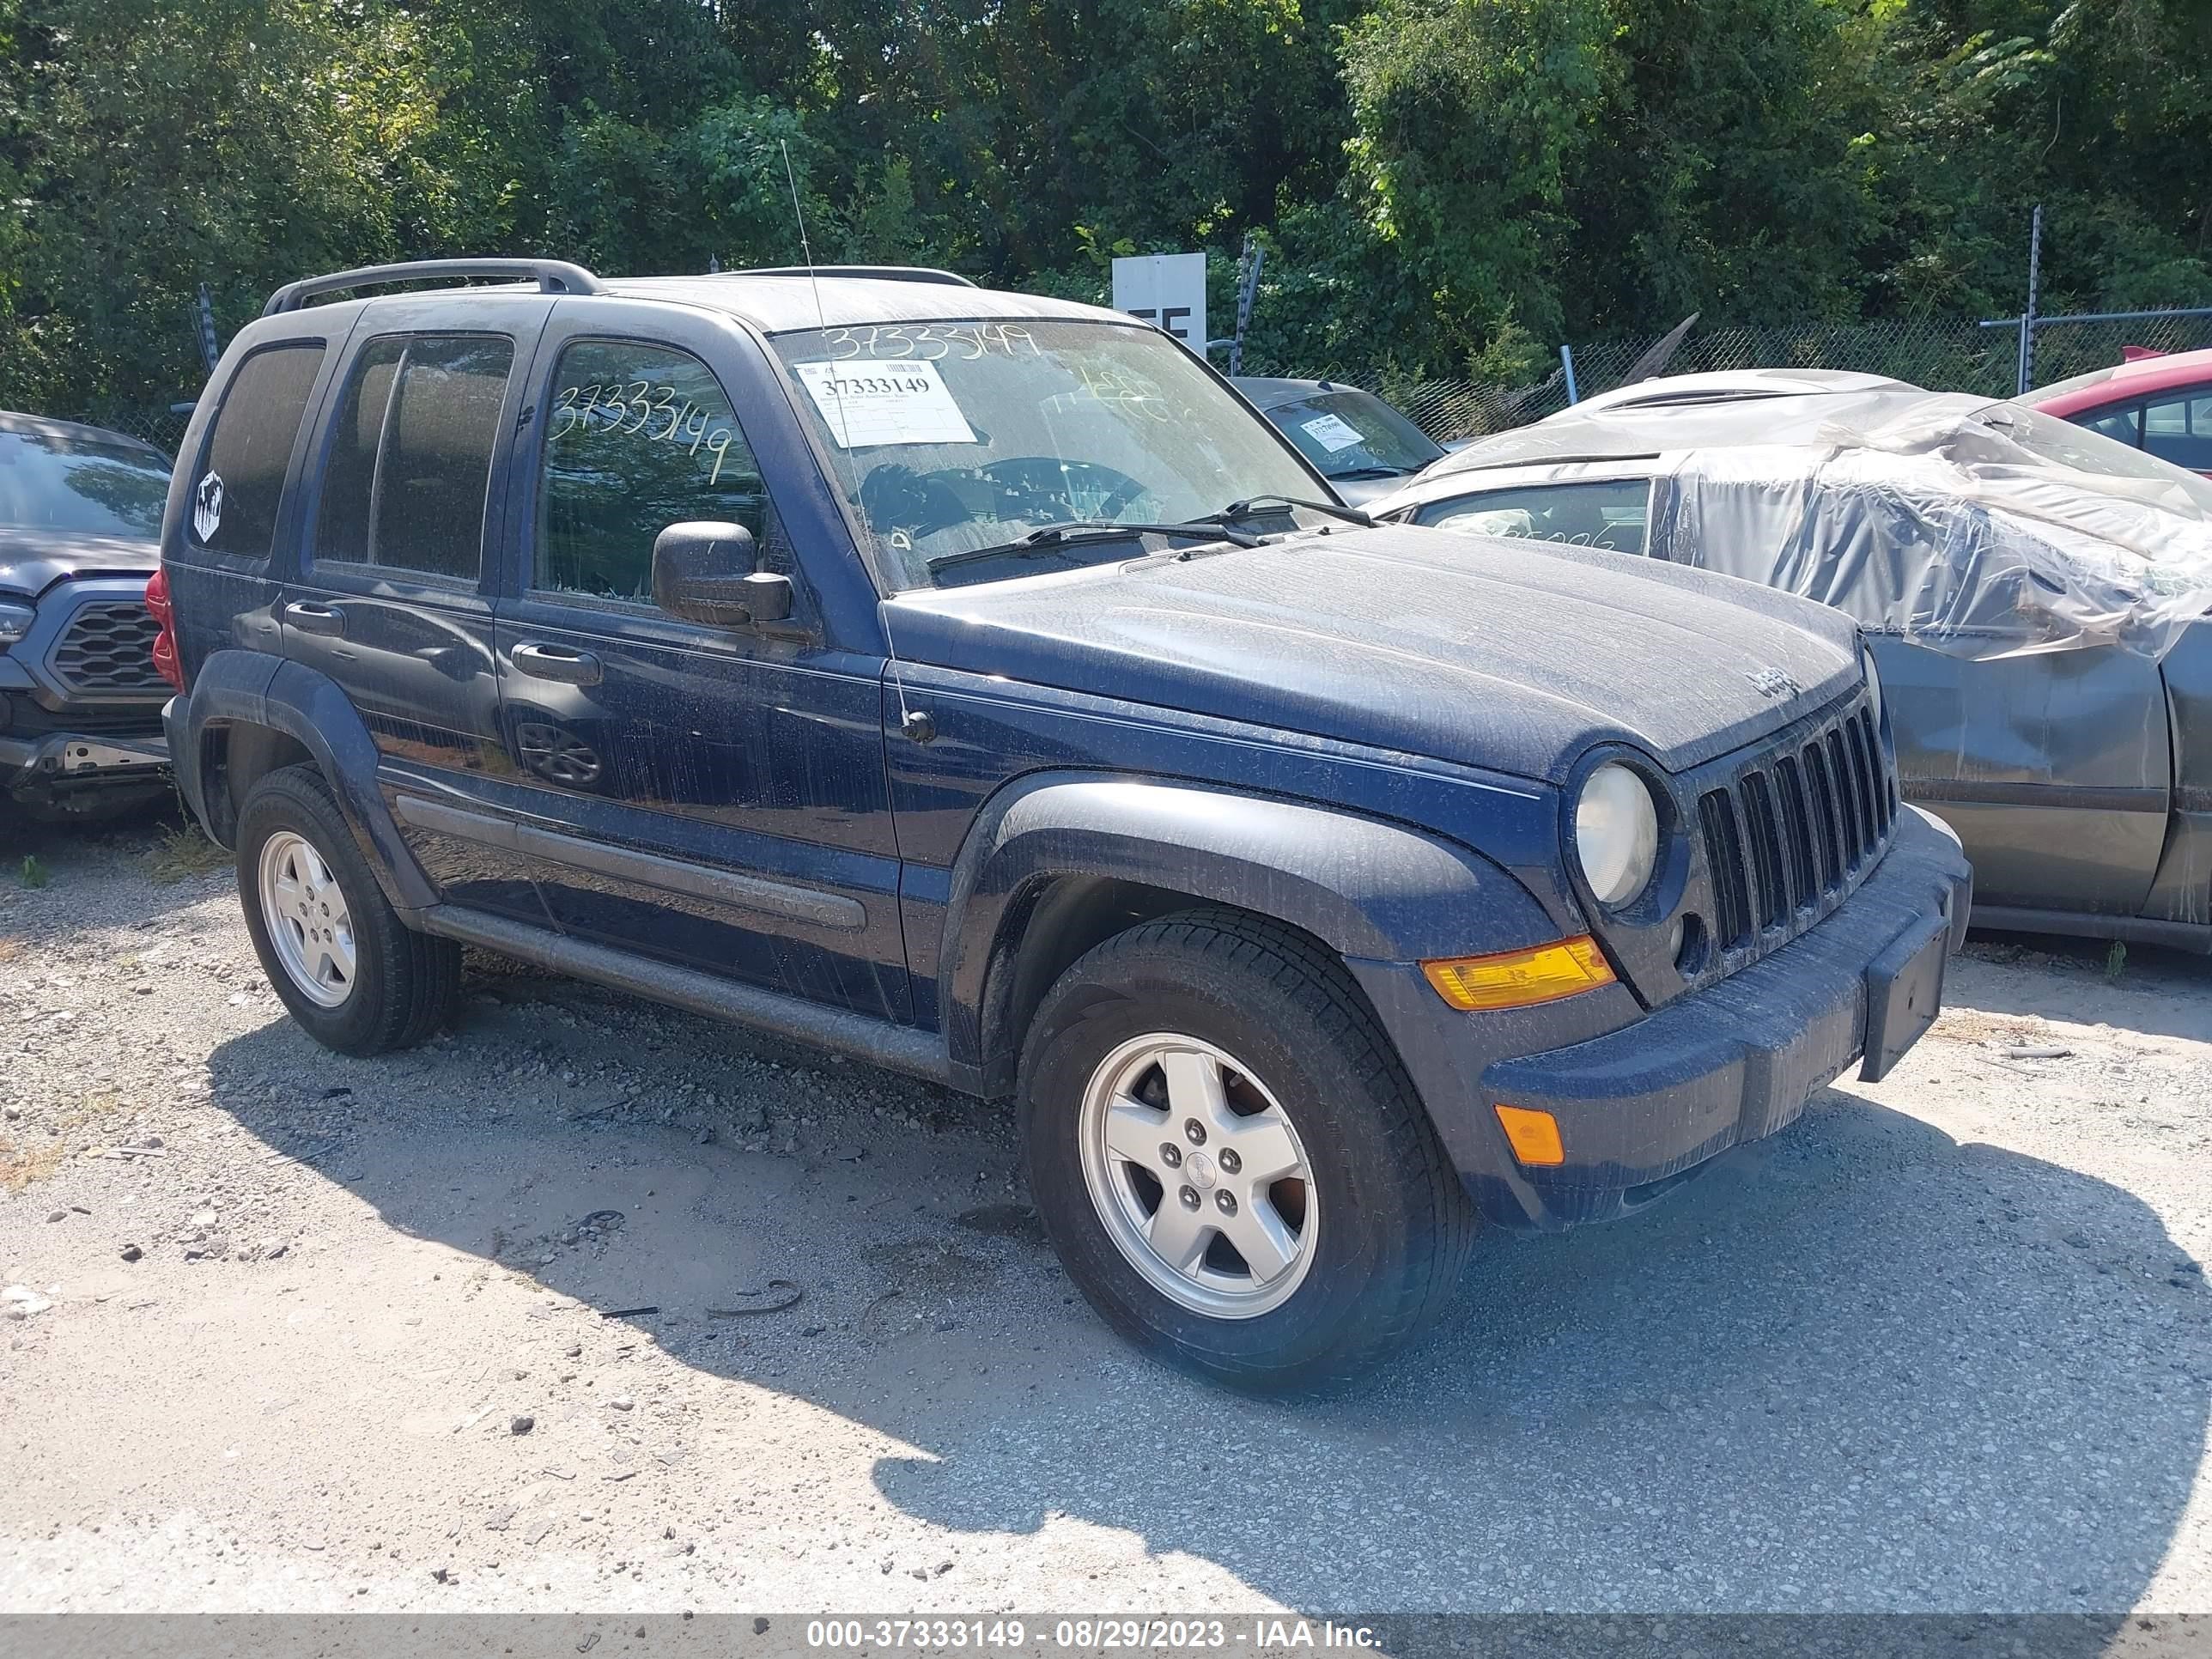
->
[0,0,2206,412]
[17,854,46,890]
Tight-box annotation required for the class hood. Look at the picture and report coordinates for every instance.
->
[886,523,1860,784]
[1323,474,1410,507]
[0,527,160,599]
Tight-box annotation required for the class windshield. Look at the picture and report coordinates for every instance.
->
[769,319,1322,591]
[1264,388,1443,479]
[0,428,172,538]
[1975,402,2212,518]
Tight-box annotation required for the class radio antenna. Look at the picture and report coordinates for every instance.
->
[780,138,830,337]
[781,139,917,733]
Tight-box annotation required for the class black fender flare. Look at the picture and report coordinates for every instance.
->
[170,650,438,913]
[937,770,1562,1093]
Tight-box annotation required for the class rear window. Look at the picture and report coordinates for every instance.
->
[0,428,171,538]
[1264,389,1443,481]
[191,343,326,559]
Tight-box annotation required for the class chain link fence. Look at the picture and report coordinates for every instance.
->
[1310,308,2212,445]
[58,405,192,457]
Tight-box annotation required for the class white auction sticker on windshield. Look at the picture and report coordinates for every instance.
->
[1300,412,1366,453]
[793,360,977,448]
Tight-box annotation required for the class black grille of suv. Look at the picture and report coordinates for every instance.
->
[52,600,165,693]
[1696,693,1896,958]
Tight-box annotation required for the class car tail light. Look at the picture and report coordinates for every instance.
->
[144,564,184,691]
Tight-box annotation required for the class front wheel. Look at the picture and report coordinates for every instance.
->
[1018,908,1475,1390]
[235,764,460,1055]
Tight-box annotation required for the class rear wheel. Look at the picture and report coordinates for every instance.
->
[235,764,459,1055]
[1019,908,1475,1390]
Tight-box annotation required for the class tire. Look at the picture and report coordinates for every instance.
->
[235,763,460,1056]
[1018,907,1476,1390]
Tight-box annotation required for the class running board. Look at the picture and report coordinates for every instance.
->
[416,905,952,1083]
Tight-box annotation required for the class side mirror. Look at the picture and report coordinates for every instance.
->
[650,521,794,628]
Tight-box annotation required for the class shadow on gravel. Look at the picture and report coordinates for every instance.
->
[201,983,2210,1617]
[1951,934,2212,1043]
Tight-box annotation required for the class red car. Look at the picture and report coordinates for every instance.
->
[2025,346,2212,476]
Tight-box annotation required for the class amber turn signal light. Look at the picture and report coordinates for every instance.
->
[1493,1105,1565,1167]
[1420,936,1614,1012]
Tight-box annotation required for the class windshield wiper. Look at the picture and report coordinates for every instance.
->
[1204,493,1376,528]
[1325,465,1413,482]
[924,518,1261,575]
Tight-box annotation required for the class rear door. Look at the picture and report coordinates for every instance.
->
[282,295,554,921]
[489,298,909,1021]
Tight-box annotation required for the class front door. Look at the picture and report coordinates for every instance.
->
[491,301,909,1022]
[1875,635,2169,915]
[282,298,555,922]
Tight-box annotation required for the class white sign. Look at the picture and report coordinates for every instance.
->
[1111,252,1208,353]
[1300,412,1366,453]
[792,359,977,449]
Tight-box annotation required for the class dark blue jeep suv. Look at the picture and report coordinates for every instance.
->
[155,258,1971,1386]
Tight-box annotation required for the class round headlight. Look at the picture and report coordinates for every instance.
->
[1575,762,1661,908]
[1861,644,1884,728]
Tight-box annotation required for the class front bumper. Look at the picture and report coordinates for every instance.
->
[1352,805,1972,1232]
[0,728,170,797]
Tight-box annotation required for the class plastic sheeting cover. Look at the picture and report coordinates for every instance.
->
[1443,384,2212,661]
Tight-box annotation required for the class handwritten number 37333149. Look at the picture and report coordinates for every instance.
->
[550,382,742,484]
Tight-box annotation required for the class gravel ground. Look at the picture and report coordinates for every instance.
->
[0,811,2207,1615]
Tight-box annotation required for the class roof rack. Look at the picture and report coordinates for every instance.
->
[262,258,605,317]
[738,265,978,289]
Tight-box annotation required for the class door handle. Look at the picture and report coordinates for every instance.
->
[511,641,603,686]
[283,600,346,638]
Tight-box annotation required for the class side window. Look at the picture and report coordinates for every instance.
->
[1419,479,1651,554]
[191,343,325,559]
[2141,391,2212,472]
[2079,405,2142,447]
[313,334,514,581]
[534,339,772,604]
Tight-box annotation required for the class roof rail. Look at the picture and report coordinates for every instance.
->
[262,258,605,317]
[738,265,978,289]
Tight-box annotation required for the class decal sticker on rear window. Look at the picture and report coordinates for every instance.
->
[793,360,978,448]
[192,471,224,542]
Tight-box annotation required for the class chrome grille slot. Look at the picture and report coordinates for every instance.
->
[1698,789,1751,951]
[1741,770,1788,930]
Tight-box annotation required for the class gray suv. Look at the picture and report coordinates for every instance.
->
[0,411,173,821]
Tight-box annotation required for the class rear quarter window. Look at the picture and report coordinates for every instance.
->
[189,343,326,559]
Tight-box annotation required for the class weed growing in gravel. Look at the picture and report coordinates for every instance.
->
[2106,940,2129,981]
[146,823,228,884]
[17,855,47,889]
[0,1134,64,1193]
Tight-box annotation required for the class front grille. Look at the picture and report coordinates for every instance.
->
[1696,694,1897,961]
[51,600,165,693]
